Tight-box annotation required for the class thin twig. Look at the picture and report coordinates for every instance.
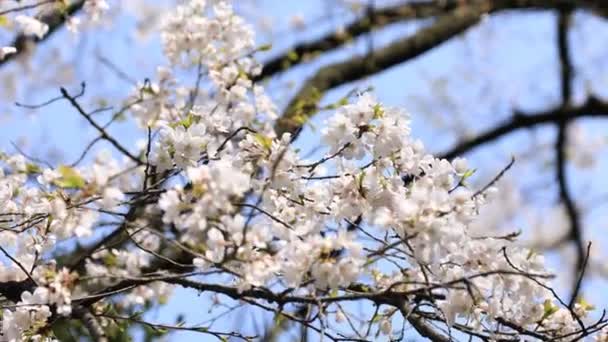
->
[472,156,515,198]
[60,84,143,165]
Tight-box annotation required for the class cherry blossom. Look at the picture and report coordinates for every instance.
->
[0,0,604,341]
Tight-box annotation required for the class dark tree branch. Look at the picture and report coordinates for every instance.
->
[277,4,486,136]
[0,0,85,67]
[0,0,57,16]
[439,97,608,159]
[400,303,450,342]
[472,156,515,198]
[274,0,608,137]
[260,0,608,83]
[0,245,38,286]
[255,0,461,81]
[558,8,573,106]
[569,242,592,308]
[73,306,109,342]
[60,84,144,166]
[0,279,36,303]
[555,7,585,299]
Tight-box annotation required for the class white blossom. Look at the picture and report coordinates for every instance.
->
[0,46,17,60]
[0,1,597,340]
[15,16,49,39]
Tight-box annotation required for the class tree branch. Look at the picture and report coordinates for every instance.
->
[73,306,109,342]
[277,4,486,136]
[255,0,461,81]
[555,7,586,299]
[274,0,608,137]
[0,0,85,67]
[260,0,608,83]
[60,84,144,166]
[407,315,450,342]
[439,97,608,159]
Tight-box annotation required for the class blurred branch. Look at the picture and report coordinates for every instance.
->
[276,4,485,136]
[73,307,109,342]
[274,0,608,137]
[439,97,608,159]
[260,0,608,83]
[0,0,85,67]
[555,7,586,298]
[255,0,461,82]
[0,0,57,16]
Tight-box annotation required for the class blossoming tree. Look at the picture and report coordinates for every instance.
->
[0,0,607,341]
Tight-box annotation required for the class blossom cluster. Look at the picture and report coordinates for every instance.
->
[0,0,601,341]
[0,0,109,60]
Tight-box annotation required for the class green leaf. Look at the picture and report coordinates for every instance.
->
[130,311,144,320]
[97,98,109,108]
[287,50,299,62]
[292,113,310,125]
[142,85,156,95]
[253,133,273,151]
[257,43,272,51]
[170,112,195,129]
[274,313,285,327]
[25,163,41,174]
[0,16,9,27]
[182,113,194,129]
[338,97,349,106]
[577,297,595,311]
[461,168,477,180]
[373,103,384,119]
[155,328,168,334]
[542,299,559,319]
[114,111,127,122]
[57,0,70,15]
[103,253,118,267]
[53,165,86,189]
[356,171,366,195]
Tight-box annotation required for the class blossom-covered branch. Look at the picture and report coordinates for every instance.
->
[0,1,607,341]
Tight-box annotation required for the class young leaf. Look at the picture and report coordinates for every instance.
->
[53,165,86,189]
[253,133,273,151]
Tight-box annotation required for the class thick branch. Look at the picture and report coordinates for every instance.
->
[277,5,485,136]
[275,0,608,137]
[73,307,109,342]
[555,8,585,298]
[0,0,85,67]
[558,8,573,106]
[407,315,450,342]
[261,0,608,83]
[0,279,36,303]
[399,303,450,342]
[440,97,608,159]
[255,1,461,81]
